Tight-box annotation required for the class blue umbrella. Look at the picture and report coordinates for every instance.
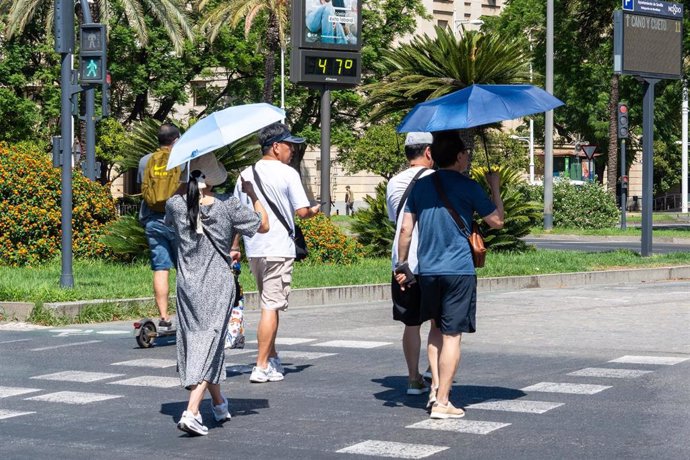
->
[397,84,564,133]
[167,103,285,170]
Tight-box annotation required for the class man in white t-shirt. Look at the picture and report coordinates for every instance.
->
[233,123,321,384]
[386,132,440,400]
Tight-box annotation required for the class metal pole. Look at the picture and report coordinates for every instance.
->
[59,0,74,288]
[543,0,554,230]
[641,79,658,256]
[280,46,286,123]
[528,31,535,184]
[80,0,96,181]
[621,139,627,230]
[682,80,688,213]
[320,88,331,217]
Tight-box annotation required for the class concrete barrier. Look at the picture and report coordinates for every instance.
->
[14,264,690,321]
[0,302,34,321]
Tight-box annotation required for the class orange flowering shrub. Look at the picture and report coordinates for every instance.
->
[297,213,364,265]
[0,143,117,266]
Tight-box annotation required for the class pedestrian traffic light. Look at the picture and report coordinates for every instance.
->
[79,24,107,85]
[617,103,629,139]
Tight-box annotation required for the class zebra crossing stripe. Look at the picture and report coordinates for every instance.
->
[108,376,179,388]
[31,371,125,383]
[30,340,102,351]
[111,358,176,368]
[25,391,122,404]
[0,386,42,398]
[337,440,449,458]
[0,410,35,420]
[271,350,336,360]
[609,355,689,366]
[521,382,611,395]
[465,399,564,414]
[312,340,391,349]
[407,419,511,434]
[246,338,316,345]
[568,368,653,378]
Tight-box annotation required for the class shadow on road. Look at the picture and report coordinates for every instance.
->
[371,376,527,409]
[456,385,527,406]
[160,398,270,424]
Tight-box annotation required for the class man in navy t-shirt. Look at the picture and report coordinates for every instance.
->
[395,130,504,419]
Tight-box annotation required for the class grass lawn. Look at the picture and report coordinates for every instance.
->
[528,226,690,239]
[3,249,690,304]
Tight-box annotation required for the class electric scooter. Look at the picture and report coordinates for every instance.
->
[133,316,176,348]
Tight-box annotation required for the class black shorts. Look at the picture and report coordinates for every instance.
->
[391,273,423,326]
[419,275,477,334]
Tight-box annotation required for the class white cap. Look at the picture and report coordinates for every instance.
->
[404,132,433,146]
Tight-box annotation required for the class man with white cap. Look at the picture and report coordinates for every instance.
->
[386,132,441,398]
[233,122,321,383]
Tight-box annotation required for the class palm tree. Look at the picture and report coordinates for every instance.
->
[1,0,192,54]
[365,26,531,123]
[199,0,289,103]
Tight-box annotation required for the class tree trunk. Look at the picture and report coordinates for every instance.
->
[262,14,280,103]
[153,98,176,121]
[607,74,620,194]
[127,92,148,123]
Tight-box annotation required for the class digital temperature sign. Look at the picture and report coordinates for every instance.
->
[292,49,360,86]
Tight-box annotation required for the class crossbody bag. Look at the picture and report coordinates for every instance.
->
[251,165,308,262]
[431,173,486,268]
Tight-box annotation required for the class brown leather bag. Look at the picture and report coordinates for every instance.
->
[432,174,487,268]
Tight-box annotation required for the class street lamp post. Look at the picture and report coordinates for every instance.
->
[511,135,534,184]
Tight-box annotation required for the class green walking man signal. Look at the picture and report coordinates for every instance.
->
[79,24,107,85]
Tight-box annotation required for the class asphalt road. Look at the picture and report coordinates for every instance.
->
[1,280,689,459]
[523,237,690,254]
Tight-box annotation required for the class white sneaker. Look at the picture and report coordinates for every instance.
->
[250,365,284,383]
[212,397,231,422]
[177,410,208,436]
[269,356,284,374]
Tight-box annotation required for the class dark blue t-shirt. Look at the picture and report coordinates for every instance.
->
[405,170,496,275]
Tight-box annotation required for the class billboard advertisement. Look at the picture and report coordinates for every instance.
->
[299,0,361,51]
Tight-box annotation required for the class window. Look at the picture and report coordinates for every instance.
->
[437,20,448,28]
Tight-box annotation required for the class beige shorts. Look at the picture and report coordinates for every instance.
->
[249,257,294,311]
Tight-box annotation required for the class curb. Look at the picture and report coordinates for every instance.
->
[5,265,690,322]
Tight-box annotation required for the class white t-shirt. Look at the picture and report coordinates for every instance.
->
[386,166,433,273]
[234,159,311,258]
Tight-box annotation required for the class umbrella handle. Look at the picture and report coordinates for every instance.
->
[480,129,492,171]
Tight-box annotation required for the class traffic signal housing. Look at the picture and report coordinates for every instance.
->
[79,24,107,85]
[617,103,629,139]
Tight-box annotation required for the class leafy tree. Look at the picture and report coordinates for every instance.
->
[350,182,395,257]
[199,0,288,103]
[1,0,192,54]
[364,26,531,123]
[337,122,407,180]
[0,88,41,143]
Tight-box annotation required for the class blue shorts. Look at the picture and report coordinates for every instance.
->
[419,275,477,335]
[144,219,177,271]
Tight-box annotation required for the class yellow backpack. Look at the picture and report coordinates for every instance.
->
[141,147,181,212]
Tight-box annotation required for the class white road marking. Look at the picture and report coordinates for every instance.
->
[407,419,511,435]
[0,410,36,420]
[0,386,42,398]
[465,399,564,414]
[30,340,101,351]
[109,376,179,388]
[0,339,32,344]
[224,348,258,356]
[246,338,316,345]
[609,355,689,366]
[521,382,611,395]
[266,350,337,360]
[25,391,122,404]
[50,329,93,337]
[568,367,653,378]
[95,330,131,335]
[312,340,391,349]
[111,358,176,368]
[31,371,125,383]
[337,440,448,458]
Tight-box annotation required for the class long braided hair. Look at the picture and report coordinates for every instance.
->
[186,169,204,232]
